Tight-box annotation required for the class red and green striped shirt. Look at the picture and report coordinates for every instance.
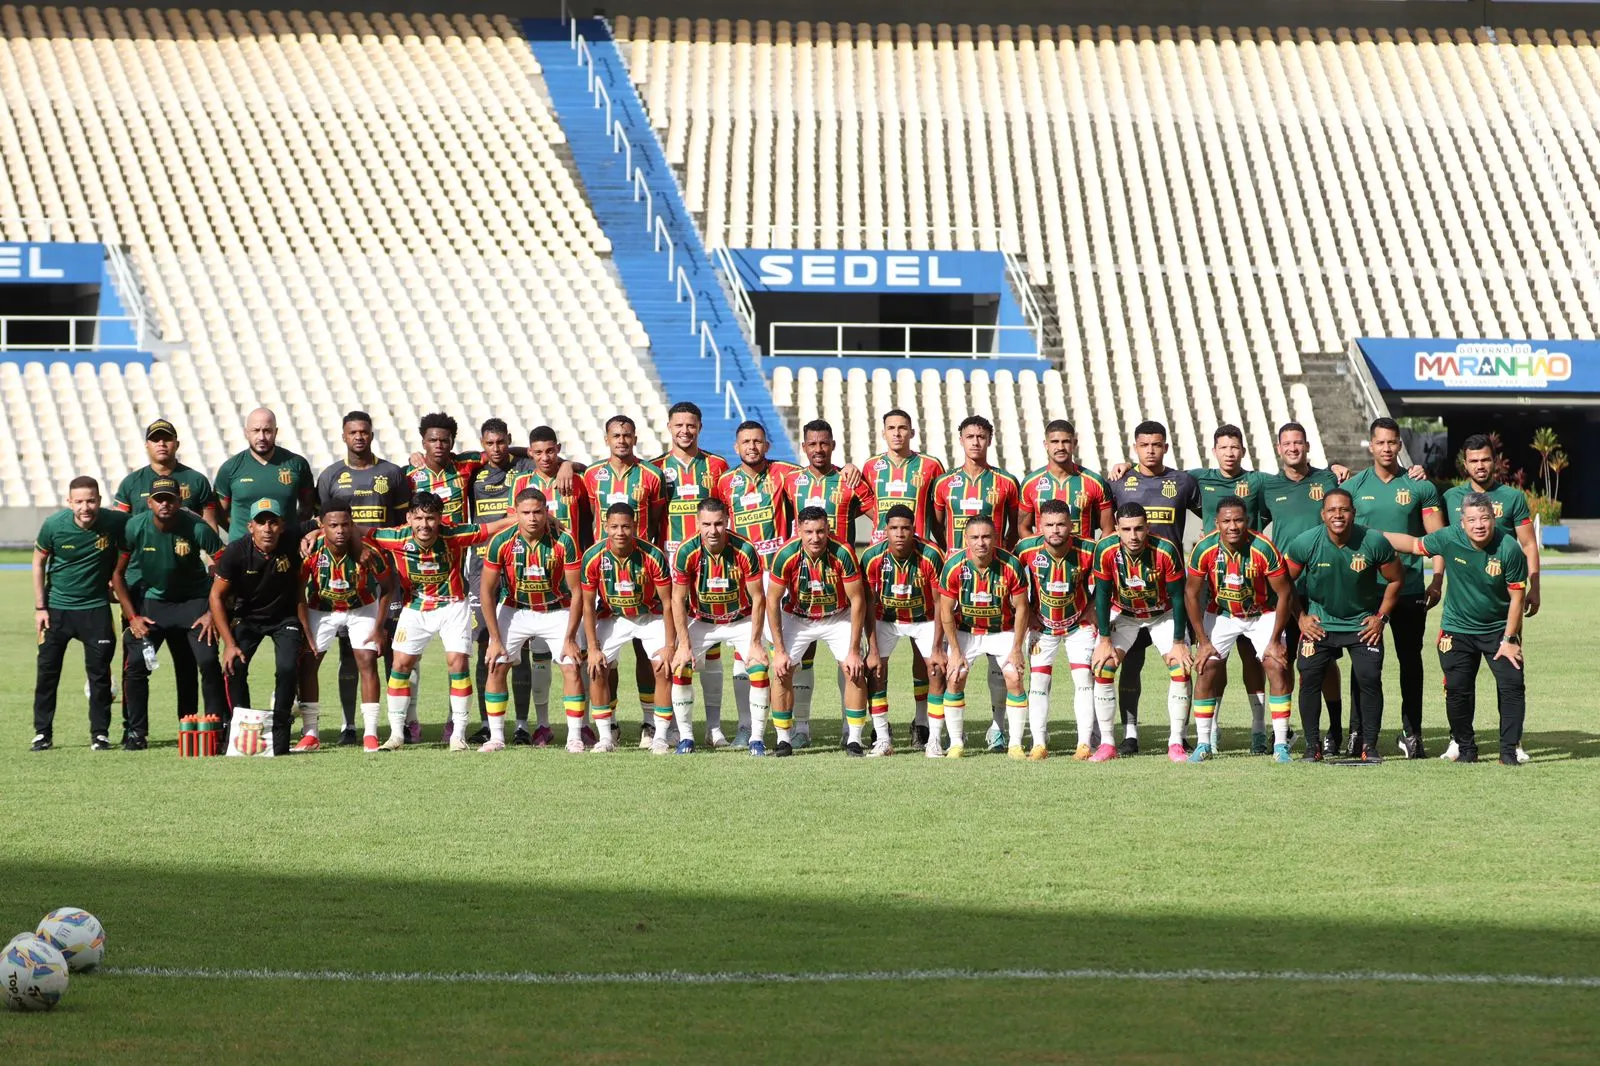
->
[862,452,945,543]
[1019,464,1111,540]
[368,523,494,610]
[937,549,1028,634]
[715,462,798,557]
[858,538,944,624]
[782,465,874,542]
[482,527,581,611]
[301,544,389,612]
[508,468,583,539]
[673,532,764,623]
[403,458,482,525]
[581,460,667,543]
[767,536,861,620]
[1091,534,1185,619]
[1187,530,1286,619]
[1016,534,1096,634]
[654,449,730,560]
[932,465,1021,553]
[580,541,671,619]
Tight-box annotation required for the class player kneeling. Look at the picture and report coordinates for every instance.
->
[1017,500,1098,760]
[860,505,947,757]
[581,503,676,753]
[297,503,393,751]
[935,516,1030,758]
[1088,504,1192,762]
[766,507,871,756]
[479,489,585,752]
[1184,497,1297,762]
[670,499,771,754]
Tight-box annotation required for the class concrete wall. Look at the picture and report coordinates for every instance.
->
[0,507,58,548]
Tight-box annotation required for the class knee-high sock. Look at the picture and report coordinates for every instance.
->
[1194,695,1219,747]
[1092,664,1117,744]
[666,689,687,742]
[360,701,380,737]
[869,687,890,742]
[913,678,929,728]
[405,664,421,724]
[1248,689,1267,734]
[844,701,867,745]
[702,645,724,732]
[746,662,770,742]
[1167,665,1191,745]
[792,645,816,731]
[732,653,752,731]
[1070,666,1094,748]
[1269,692,1292,745]
[945,689,966,747]
[511,652,532,723]
[988,667,1007,729]
[448,672,472,732]
[385,669,412,738]
[592,700,614,742]
[672,673,695,740]
[563,694,587,742]
[1005,691,1027,746]
[1028,666,1053,749]
[529,650,551,727]
[297,700,321,739]
[484,689,508,743]
[926,692,945,747]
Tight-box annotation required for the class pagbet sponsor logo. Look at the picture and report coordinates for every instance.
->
[1414,343,1572,390]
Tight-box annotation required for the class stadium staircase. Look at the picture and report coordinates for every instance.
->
[1285,351,1373,469]
[523,18,794,462]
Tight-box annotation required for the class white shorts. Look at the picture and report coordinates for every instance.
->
[1106,610,1179,657]
[1030,625,1096,670]
[1203,611,1280,661]
[874,619,938,661]
[596,614,668,665]
[778,612,859,663]
[495,604,578,664]
[955,630,1019,666]
[685,616,759,668]
[393,602,473,656]
[308,601,383,654]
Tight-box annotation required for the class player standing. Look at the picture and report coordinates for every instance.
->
[669,499,771,754]
[860,506,947,756]
[1342,417,1444,758]
[114,419,220,531]
[935,515,1030,758]
[1019,420,1112,541]
[403,412,479,525]
[766,507,870,757]
[580,503,676,753]
[1445,434,1540,615]
[1184,498,1296,763]
[1282,488,1401,760]
[1016,499,1098,760]
[212,407,316,541]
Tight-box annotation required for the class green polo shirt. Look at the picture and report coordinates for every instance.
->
[1343,467,1442,597]
[214,447,315,541]
[35,509,129,610]
[1283,524,1396,632]
[1262,468,1342,558]
[113,463,216,517]
[1190,468,1271,533]
[1419,525,1528,637]
[121,511,224,603]
[1442,482,1532,536]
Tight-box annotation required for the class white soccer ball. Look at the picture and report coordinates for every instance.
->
[37,908,106,972]
[3,935,69,1011]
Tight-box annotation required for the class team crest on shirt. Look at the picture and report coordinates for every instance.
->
[174,539,191,557]
[1300,638,1316,659]
[1492,501,1504,517]
[1394,487,1412,506]
[1350,554,1368,573]
[374,475,389,495]
[1161,480,1177,499]
[1438,633,1453,652]
[1073,490,1087,509]
[275,557,291,572]
[278,468,294,485]
[1486,557,1503,577]
[1236,480,1251,497]
[1309,483,1325,501]
[95,535,109,551]
[985,488,1000,505]
[180,484,192,500]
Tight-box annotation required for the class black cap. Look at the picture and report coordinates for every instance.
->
[148,477,180,500]
[145,419,177,441]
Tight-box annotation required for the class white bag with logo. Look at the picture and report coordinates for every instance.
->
[225,707,276,757]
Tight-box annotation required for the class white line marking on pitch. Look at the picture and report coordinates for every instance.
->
[101,965,1600,989]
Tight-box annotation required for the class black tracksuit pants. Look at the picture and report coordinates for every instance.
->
[33,606,117,741]
[1350,594,1427,739]
[122,596,226,739]
[224,617,305,757]
[1297,631,1384,753]
[1438,631,1526,761]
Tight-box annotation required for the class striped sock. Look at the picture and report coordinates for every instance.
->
[869,688,890,743]
[1093,666,1118,746]
[926,692,944,747]
[913,678,929,727]
[484,690,508,743]
[386,669,412,738]
[1194,696,1219,747]
[746,662,770,742]
[844,704,868,746]
[448,672,472,733]
[563,694,587,743]
[589,703,613,742]
[1005,690,1028,748]
[1167,665,1191,746]
[1269,692,1292,745]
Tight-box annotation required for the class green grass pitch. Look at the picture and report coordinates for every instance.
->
[3,572,1597,1063]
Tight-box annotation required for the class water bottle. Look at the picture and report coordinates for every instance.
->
[142,641,160,672]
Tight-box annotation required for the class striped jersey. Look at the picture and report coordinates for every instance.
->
[932,465,1021,552]
[1187,530,1285,619]
[368,523,494,610]
[482,527,581,611]
[403,458,481,525]
[1016,534,1097,634]
[767,536,861,620]
[1091,534,1186,619]
[581,460,668,543]
[301,544,389,612]
[508,468,582,539]
[1019,465,1111,541]
[580,540,671,619]
[783,465,874,542]
[861,452,945,542]
[654,449,730,558]
[937,549,1028,634]
[716,462,799,557]
[673,532,764,623]
[858,538,945,624]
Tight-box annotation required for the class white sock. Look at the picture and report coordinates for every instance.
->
[672,692,693,744]
[733,656,752,731]
[748,674,768,742]
[360,702,380,737]
[1028,669,1052,749]
[945,696,966,747]
[488,713,505,743]
[846,718,864,745]
[1093,677,1117,747]
[406,666,421,723]
[914,691,928,728]
[988,668,1007,729]
[793,657,814,732]
[530,655,551,727]
[1006,696,1026,749]
[450,694,471,735]
[596,713,614,742]
[701,654,724,731]
[870,711,889,745]
[1168,679,1191,745]
[1196,708,1214,747]
[298,701,320,739]
[1249,690,1267,734]
[1071,667,1094,748]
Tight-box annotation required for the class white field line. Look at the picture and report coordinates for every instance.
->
[100,965,1600,989]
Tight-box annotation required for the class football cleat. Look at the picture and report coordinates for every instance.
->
[404,721,422,745]
[924,739,944,758]
[581,724,600,747]
[945,743,965,759]
[637,722,655,750]
[1321,734,1339,759]
[467,725,491,745]
[338,727,360,747]
[379,731,405,752]
[709,729,731,750]
[650,736,671,755]
[1168,742,1189,763]
[363,735,381,752]
[845,741,865,758]
[567,735,587,754]
[1455,748,1480,763]
[1072,743,1091,761]
[478,738,505,753]
[441,720,453,743]
[531,725,554,747]
[1117,736,1139,757]
[1439,739,1460,762]
[1398,734,1425,760]
[675,738,696,755]
[868,738,894,758]
[293,735,320,753]
[775,740,793,758]
[1007,744,1026,761]
[732,728,751,750]
[792,732,812,750]
[1343,731,1361,757]
[1361,750,1385,764]
[1185,743,1211,763]
[448,732,469,752]
[1301,745,1324,763]
[122,732,148,751]
[1273,742,1291,763]
[985,724,1007,753]
[90,735,112,752]
[1515,746,1530,764]
[592,736,618,753]
[512,726,533,746]
[1499,753,1522,766]
[1029,744,1049,762]
[913,723,930,747]
[748,740,767,757]
[1088,742,1117,762]
[1250,731,1269,755]
[30,734,52,752]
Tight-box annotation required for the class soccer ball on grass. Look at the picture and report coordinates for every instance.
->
[3,935,69,1011]
[37,908,106,972]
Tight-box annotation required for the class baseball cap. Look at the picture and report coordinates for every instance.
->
[249,498,283,521]
[148,477,181,500]
[144,419,177,440]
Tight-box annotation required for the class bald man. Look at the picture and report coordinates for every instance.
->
[213,408,317,541]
